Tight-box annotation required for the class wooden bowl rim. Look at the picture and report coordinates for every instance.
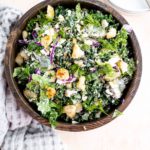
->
[5,0,142,132]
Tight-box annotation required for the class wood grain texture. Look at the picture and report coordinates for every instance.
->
[4,0,142,132]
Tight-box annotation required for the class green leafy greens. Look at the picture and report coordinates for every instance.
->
[13,4,135,127]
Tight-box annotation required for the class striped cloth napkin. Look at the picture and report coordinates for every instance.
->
[0,7,65,150]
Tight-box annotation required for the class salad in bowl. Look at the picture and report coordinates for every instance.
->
[13,4,135,127]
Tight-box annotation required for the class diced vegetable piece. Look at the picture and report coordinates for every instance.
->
[56,68,69,80]
[46,87,56,99]
[23,89,37,101]
[75,103,83,113]
[19,50,29,60]
[22,30,28,39]
[63,105,77,118]
[77,76,86,91]
[41,35,52,48]
[15,54,24,66]
[72,43,85,59]
[117,60,128,73]
[46,5,54,20]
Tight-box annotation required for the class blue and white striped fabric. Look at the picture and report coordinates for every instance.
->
[0,7,65,150]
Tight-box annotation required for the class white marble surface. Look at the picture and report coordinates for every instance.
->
[0,0,150,150]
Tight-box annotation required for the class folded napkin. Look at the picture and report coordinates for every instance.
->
[0,7,64,150]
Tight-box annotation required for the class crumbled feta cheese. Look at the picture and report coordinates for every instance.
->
[41,49,49,56]
[101,19,109,28]
[34,23,40,31]
[84,39,93,45]
[65,90,77,97]
[67,10,72,16]
[76,24,81,32]
[87,25,106,38]
[82,95,87,101]
[106,28,117,39]
[109,79,122,99]
[43,28,55,36]
[74,60,85,67]
[118,79,126,92]
[58,15,65,22]
[55,23,59,29]
[58,38,66,45]
[105,89,113,96]
[56,79,64,85]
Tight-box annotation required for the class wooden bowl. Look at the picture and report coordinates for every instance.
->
[4,0,142,131]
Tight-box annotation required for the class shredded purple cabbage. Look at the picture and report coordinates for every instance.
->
[122,98,125,103]
[92,40,100,47]
[113,66,120,72]
[49,38,60,64]
[89,67,96,72]
[123,24,132,33]
[35,69,41,75]
[67,75,77,82]
[18,39,43,47]
[35,42,42,46]
[56,75,76,85]
[18,40,29,45]
[28,75,32,82]
[32,30,38,38]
